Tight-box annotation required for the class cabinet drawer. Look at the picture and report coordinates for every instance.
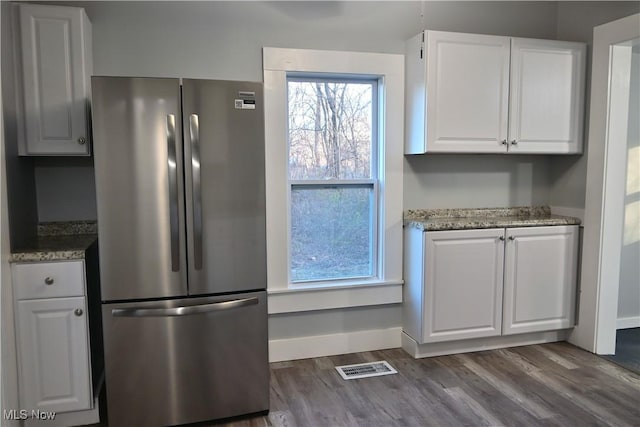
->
[13,261,85,300]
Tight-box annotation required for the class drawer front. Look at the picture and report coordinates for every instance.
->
[13,261,85,300]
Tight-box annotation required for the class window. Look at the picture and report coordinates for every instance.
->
[263,47,403,313]
[288,78,378,283]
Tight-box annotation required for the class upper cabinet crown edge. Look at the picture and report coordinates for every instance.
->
[405,30,586,155]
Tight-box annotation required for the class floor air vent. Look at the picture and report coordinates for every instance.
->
[335,361,398,380]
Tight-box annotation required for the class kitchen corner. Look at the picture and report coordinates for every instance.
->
[403,205,582,358]
[2,1,638,426]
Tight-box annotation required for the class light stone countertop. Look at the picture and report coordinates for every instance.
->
[10,221,97,263]
[404,206,581,232]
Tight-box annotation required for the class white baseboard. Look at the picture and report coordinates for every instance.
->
[617,316,640,329]
[402,330,571,359]
[269,327,402,362]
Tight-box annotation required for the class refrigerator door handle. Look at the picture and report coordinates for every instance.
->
[111,297,259,318]
[166,114,180,272]
[189,114,203,270]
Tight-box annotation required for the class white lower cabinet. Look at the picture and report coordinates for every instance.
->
[17,297,92,413]
[12,260,94,416]
[403,225,579,345]
[503,226,579,335]
[421,228,505,343]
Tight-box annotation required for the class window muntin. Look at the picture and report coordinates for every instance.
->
[287,77,379,284]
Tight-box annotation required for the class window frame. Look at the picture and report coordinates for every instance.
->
[286,76,380,285]
[263,47,404,314]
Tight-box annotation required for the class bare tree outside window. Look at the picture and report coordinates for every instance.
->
[288,79,377,282]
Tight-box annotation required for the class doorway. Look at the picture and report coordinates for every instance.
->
[602,37,640,373]
[570,14,640,358]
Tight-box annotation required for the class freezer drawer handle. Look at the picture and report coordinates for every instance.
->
[167,114,180,272]
[111,297,258,317]
[189,114,203,270]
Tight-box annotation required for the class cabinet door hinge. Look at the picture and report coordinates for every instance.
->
[420,32,425,59]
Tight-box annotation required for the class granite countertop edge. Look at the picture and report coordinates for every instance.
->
[404,206,581,232]
[9,248,93,263]
[10,221,98,263]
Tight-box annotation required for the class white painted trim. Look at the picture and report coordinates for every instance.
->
[262,47,404,312]
[570,13,640,355]
[268,279,403,294]
[0,34,4,427]
[269,327,402,362]
[402,330,571,359]
[1,7,19,423]
[617,316,640,330]
[268,282,402,314]
[263,67,288,292]
[263,47,402,76]
[550,206,585,224]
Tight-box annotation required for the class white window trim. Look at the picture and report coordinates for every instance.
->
[263,47,404,314]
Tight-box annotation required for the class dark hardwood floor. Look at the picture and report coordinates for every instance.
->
[216,342,640,427]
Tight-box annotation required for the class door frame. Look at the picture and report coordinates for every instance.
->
[569,13,640,354]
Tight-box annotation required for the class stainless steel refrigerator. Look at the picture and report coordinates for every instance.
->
[91,77,269,427]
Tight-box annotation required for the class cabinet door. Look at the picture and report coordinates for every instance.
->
[425,31,510,152]
[422,229,505,343]
[17,297,92,413]
[18,4,91,155]
[503,226,578,335]
[508,39,586,154]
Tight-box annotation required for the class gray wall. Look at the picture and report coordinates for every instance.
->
[2,2,38,247]
[46,0,561,343]
[404,155,552,209]
[37,1,640,217]
[38,0,562,218]
[27,2,640,344]
[403,1,557,209]
[269,304,401,340]
[618,50,639,323]
[34,158,96,222]
[550,1,640,211]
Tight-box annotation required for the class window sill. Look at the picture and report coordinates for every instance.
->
[267,280,403,314]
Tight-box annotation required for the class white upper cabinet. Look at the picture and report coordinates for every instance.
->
[508,38,586,153]
[406,31,510,153]
[405,30,586,154]
[15,4,93,156]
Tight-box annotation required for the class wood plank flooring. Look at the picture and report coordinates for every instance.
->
[216,342,640,427]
